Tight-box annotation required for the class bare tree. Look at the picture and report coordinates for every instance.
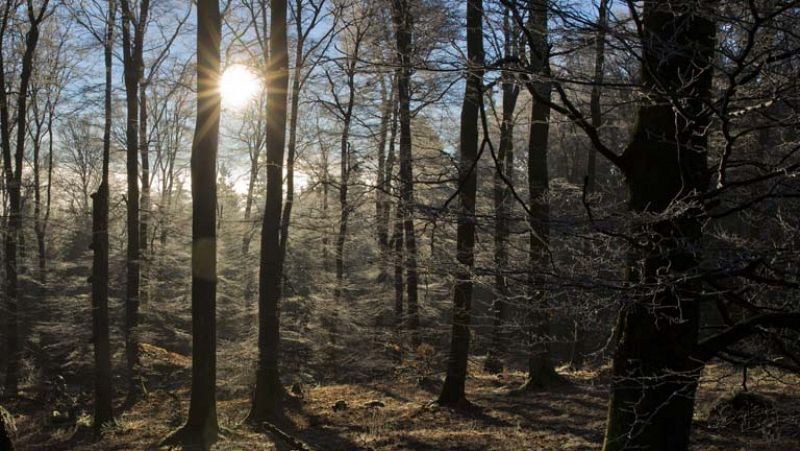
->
[164,0,221,446]
[88,0,116,432]
[119,0,149,393]
[250,0,290,422]
[438,0,483,407]
[1,0,50,396]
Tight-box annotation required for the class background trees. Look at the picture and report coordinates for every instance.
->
[1,0,800,449]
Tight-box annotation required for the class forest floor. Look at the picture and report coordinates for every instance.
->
[6,343,800,450]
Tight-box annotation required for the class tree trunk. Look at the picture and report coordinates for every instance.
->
[139,83,150,306]
[386,94,403,328]
[522,0,560,390]
[602,2,716,450]
[334,62,357,301]
[165,1,221,447]
[279,8,306,271]
[586,0,608,194]
[438,0,483,406]
[485,10,519,375]
[120,0,149,393]
[322,146,330,271]
[392,0,419,347]
[89,0,116,432]
[250,0,289,423]
[375,75,395,281]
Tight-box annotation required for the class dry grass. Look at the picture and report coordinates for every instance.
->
[6,347,800,450]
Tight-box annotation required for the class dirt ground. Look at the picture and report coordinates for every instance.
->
[6,347,800,450]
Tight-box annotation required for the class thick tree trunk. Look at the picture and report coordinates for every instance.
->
[250,0,290,423]
[89,0,116,432]
[165,1,221,447]
[438,0,483,406]
[392,0,419,347]
[602,2,716,450]
[485,11,519,375]
[522,0,560,390]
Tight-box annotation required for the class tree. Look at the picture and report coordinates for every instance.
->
[250,0,290,423]
[437,0,483,407]
[392,0,419,347]
[164,0,220,446]
[484,7,520,375]
[323,4,371,302]
[1,0,50,396]
[119,0,150,393]
[88,0,116,432]
[585,0,608,194]
[522,0,561,390]
[601,2,717,449]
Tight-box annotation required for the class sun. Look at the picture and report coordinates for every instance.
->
[220,64,261,110]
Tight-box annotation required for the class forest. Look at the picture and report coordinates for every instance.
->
[1,0,800,449]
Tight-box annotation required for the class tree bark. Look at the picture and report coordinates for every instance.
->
[438,0,483,406]
[602,2,716,450]
[120,0,149,393]
[165,0,221,447]
[250,0,290,423]
[386,93,403,328]
[522,0,560,390]
[375,75,395,281]
[586,0,608,194]
[139,82,150,305]
[392,0,419,347]
[89,0,116,432]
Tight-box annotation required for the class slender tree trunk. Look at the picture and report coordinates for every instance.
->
[602,2,716,450]
[250,0,289,423]
[322,147,330,270]
[279,8,305,270]
[120,0,149,392]
[334,71,356,301]
[586,0,608,194]
[31,115,45,290]
[242,152,258,305]
[386,96,403,327]
[485,11,519,375]
[438,0,483,406]
[522,0,561,390]
[89,0,116,431]
[165,1,221,447]
[392,0,419,347]
[139,83,150,305]
[376,75,395,281]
